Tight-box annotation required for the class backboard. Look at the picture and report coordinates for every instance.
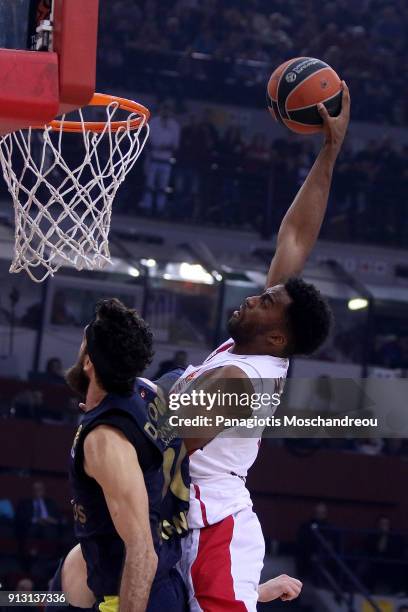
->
[0,0,99,135]
[0,1,151,283]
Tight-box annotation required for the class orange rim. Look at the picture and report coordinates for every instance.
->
[38,93,150,133]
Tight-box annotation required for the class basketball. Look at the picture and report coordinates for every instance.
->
[267,57,342,134]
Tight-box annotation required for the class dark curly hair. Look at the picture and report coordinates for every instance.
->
[85,298,154,395]
[283,278,333,356]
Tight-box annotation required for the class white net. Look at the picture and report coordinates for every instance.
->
[0,98,149,282]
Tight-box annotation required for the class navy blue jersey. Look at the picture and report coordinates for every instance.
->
[69,379,165,599]
[67,373,190,610]
[147,370,190,580]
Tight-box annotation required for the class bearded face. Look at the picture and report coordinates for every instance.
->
[65,344,89,398]
[227,305,259,345]
[226,288,292,351]
[227,299,269,345]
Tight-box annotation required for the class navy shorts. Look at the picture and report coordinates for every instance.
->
[96,568,188,612]
[47,558,187,612]
[147,568,188,612]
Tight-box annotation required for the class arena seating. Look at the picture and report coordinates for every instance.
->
[99,0,408,126]
[0,418,73,474]
[248,444,408,543]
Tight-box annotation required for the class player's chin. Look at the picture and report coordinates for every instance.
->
[65,361,89,398]
[227,314,241,336]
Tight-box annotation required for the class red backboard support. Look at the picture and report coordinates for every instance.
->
[0,0,99,136]
[54,0,99,115]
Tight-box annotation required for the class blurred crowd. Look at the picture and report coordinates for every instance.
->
[373,335,408,370]
[120,105,408,247]
[295,502,408,596]
[0,480,71,593]
[0,352,190,422]
[2,373,408,459]
[98,0,408,125]
[317,328,408,370]
[1,279,408,372]
[0,357,77,423]
[2,476,407,599]
[284,436,408,459]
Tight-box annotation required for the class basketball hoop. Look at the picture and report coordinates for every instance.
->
[0,93,150,283]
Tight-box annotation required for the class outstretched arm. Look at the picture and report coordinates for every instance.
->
[266,82,351,288]
[84,426,158,612]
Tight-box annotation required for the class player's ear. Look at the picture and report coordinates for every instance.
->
[266,332,287,351]
[83,354,93,374]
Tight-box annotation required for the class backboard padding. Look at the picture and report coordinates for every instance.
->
[0,0,99,134]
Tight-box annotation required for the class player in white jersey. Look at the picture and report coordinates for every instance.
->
[174,83,351,611]
[42,85,350,611]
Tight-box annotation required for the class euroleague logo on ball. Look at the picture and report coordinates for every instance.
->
[268,57,342,134]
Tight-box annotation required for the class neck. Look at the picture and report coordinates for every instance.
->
[84,380,107,411]
[232,341,283,358]
[231,343,258,355]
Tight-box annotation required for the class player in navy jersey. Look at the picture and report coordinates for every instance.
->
[47,298,189,612]
[46,299,297,611]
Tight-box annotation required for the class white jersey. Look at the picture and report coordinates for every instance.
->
[172,339,289,528]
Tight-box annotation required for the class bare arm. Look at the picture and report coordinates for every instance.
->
[266,82,351,288]
[61,544,96,608]
[175,365,253,453]
[84,426,158,612]
[258,575,303,602]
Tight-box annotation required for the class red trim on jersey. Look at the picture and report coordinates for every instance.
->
[191,516,247,611]
[206,340,234,361]
[216,340,234,354]
[193,484,209,527]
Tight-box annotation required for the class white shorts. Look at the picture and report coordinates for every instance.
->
[178,506,265,612]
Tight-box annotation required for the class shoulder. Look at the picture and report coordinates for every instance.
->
[83,411,162,473]
[83,425,141,481]
[197,365,253,395]
[83,424,130,457]
[197,358,249,382]
[211,365,249,379]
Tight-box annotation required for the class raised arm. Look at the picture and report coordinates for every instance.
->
[266,82,351,288]
[84,426,158,612]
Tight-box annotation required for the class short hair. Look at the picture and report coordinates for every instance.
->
[86,298,154,395]
[284,277,332,356]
